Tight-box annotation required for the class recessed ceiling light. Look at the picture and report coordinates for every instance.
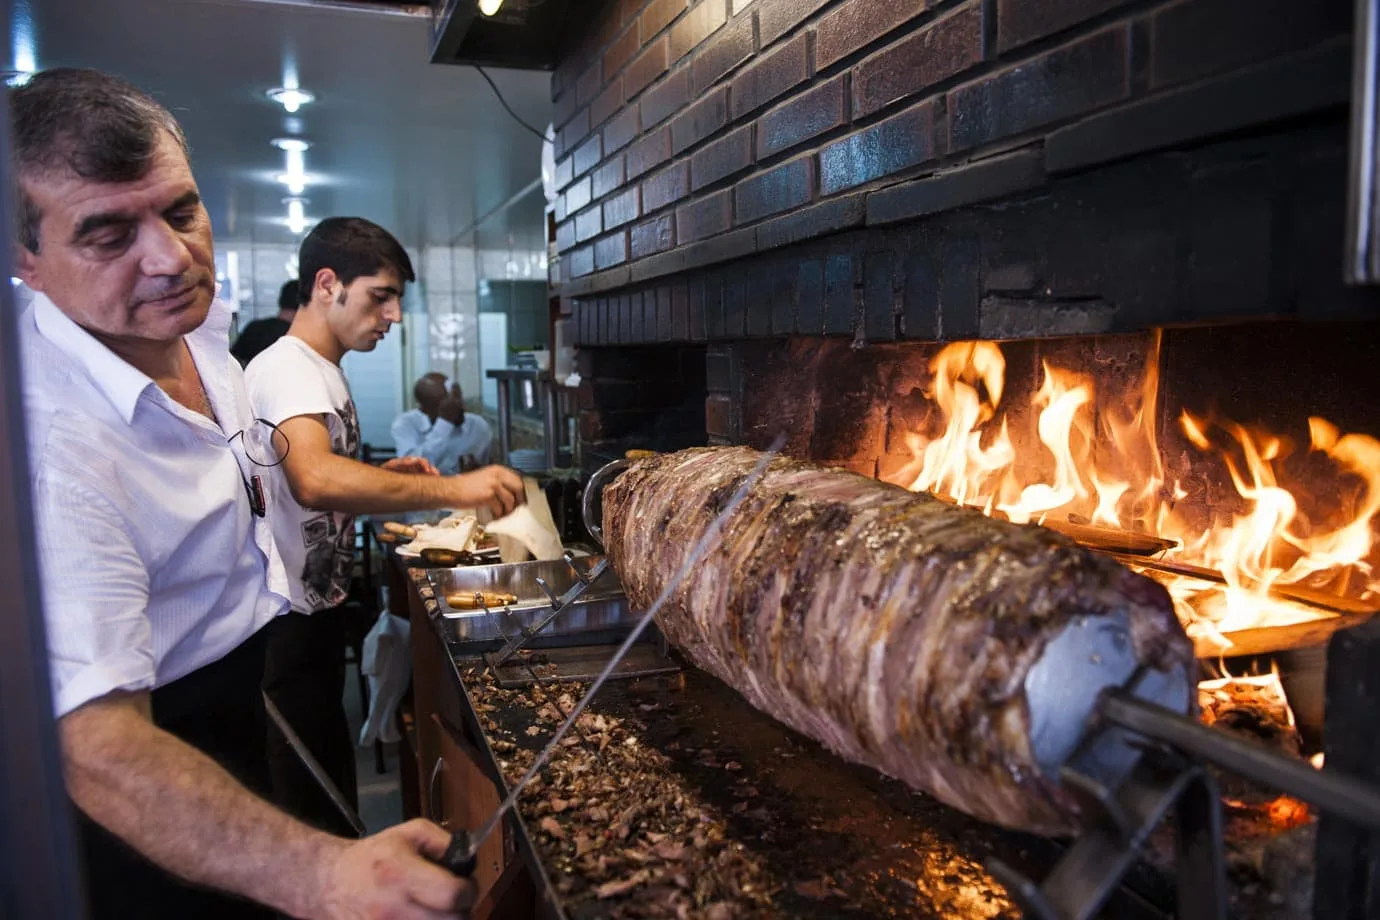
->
[267,87,315,113]
[271,137,311,152]
[277,174,309,195]
[284,197,310,235]
[478,0,504,15]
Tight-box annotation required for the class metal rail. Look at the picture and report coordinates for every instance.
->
[1101,692,1380,830]
[485,552,612,668]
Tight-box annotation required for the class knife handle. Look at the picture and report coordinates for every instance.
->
[442,829,477,877]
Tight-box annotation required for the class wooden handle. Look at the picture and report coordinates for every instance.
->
[445,591,519,609]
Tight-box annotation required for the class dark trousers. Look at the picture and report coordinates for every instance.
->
[75,627,278,920]
[262,610,358,838]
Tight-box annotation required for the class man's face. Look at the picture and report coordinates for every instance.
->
[15,132,216,346]
[325,269,404,353]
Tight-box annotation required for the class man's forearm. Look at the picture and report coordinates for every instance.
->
[290,450,460,514]
[62,697,345,918]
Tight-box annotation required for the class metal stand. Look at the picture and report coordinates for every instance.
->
[990,753,1227,920]
[483,551,611,669]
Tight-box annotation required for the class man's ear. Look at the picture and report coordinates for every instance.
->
[13,242,42,293]
[311,267,338,304]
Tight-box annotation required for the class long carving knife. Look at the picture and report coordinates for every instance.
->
[443,438,786,873]
[263,691,368,838]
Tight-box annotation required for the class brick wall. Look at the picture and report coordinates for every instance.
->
[575,345,708,464]
[551,0,1356,344]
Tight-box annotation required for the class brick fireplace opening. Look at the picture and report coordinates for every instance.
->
[549,0,1380,914]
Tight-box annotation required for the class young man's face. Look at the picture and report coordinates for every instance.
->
[15,132,216,346]
[325,269,404,353]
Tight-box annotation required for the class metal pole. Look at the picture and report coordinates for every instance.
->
[0,0,90,907]
[1101,693,1380,830]
[495,378,513,463]
[184,0,431,18]
[541,375,559,472]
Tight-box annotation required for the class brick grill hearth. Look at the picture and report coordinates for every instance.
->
[552,0,1380,462]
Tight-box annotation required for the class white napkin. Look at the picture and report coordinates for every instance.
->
[485,478,563,563]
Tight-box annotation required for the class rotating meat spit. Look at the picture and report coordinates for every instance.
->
[573,453,1380,920]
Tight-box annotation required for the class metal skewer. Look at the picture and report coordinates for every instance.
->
[446,437,785,870]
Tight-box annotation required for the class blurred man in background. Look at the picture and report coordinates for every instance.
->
[392,372,494,473]
[231,279,298,366]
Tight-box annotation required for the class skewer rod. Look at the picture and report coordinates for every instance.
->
[1100,693,1380,830]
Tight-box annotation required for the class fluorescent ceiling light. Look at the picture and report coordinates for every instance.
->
[9,2,36,86]
[277,174,308,195]
[267,87,315,113]
[284,197,309,235]
[478,0,503,16]
[271,137,311,152]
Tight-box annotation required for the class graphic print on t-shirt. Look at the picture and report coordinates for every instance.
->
[297,393,362,610]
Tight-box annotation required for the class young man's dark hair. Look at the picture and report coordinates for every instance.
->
[297,216,415,296]
[9,67,188,253]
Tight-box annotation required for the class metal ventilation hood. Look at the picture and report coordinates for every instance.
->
[428,0,577,70]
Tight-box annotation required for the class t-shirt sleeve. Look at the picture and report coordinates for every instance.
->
[244,345,339,428]
[33,470,155,718]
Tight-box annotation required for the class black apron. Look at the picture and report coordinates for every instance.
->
[75,627,279,920]
[262,609,358,839]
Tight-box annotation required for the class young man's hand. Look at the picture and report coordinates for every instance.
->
[312,820,472,920]
[450,465,524,518]
[383,457,440,476]
[436,384,465,426]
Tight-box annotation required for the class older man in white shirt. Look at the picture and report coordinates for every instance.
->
[392,373,494,473]
[11,68,469,920]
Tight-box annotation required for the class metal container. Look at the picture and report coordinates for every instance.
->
[426,557,630,643]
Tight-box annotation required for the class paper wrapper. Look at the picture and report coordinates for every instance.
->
[485,478,564,563]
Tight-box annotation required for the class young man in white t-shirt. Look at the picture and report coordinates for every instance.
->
[245,216,523,834]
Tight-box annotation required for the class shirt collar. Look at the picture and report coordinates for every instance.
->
[30,291,232,427]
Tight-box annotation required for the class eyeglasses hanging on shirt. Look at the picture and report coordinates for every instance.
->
[227,419,291,517]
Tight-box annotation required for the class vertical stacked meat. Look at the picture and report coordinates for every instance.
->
[602,447,1192,835]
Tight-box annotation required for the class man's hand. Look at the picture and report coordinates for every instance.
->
[383,457,440,476]
[313,820,472,920]
[450,465,524,518]
[436,384,465,426]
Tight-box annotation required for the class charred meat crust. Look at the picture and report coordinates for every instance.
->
[603,447,1193,835]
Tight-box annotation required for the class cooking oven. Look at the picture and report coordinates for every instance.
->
[534,0,1380,916]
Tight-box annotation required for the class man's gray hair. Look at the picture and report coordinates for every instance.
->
[8,68,189,253]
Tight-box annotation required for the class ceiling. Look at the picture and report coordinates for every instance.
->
[9,0,554,252]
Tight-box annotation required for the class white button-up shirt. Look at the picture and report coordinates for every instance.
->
[22,293,291,718]
[390,408,494,474]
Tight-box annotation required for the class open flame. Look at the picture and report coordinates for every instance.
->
[888,336,1380,650]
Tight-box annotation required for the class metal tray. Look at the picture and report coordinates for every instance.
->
[426,557,631,643]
